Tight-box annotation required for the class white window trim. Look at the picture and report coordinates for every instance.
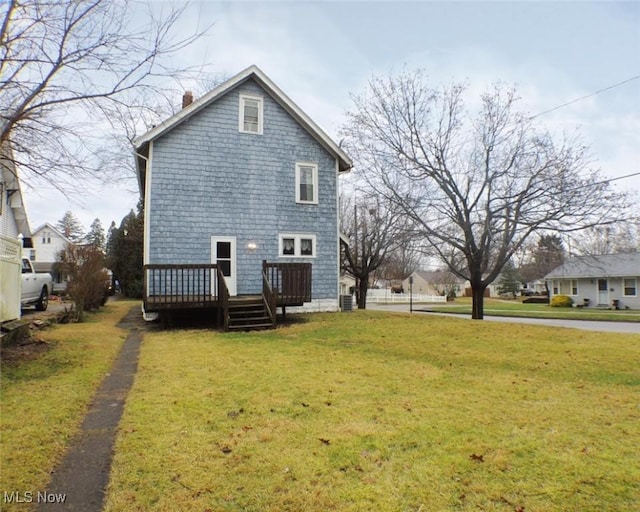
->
[239,94,263,135]
[279,233,316,258]
[295,162,318,204]
[623,277,637,297]
[571,279,578,296]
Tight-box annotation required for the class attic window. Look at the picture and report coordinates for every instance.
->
[239,94,263,134]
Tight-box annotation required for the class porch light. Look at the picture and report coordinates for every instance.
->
[247,242,257,251]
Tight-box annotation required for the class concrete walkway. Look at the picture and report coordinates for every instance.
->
[369,303,640,334]
[39,307,144,511]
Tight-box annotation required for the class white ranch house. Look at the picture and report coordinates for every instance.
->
[545,253,640,309]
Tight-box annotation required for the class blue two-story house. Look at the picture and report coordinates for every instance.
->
[134,66,352,329]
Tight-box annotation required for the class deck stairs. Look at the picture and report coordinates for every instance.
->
[227,295,275,331]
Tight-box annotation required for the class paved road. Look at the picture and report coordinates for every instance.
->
[368,303,640,334]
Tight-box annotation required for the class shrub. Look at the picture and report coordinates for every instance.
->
[550,294,573,308]
[55,245,109,322]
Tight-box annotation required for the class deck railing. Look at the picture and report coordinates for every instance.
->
[144,264,219,311]
[216,266,230,330]
[143,261,312,313]
[263,261,312,306]
[262,269,276,325]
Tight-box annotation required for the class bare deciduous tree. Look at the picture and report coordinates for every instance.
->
[343,70,629,319]
[375,240,423,283]
[1,0,208,191]
[567,221,640,256]
[340,193,408,309]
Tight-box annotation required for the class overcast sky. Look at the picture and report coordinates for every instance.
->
[23,0,640,234]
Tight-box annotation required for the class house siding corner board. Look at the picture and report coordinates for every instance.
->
[147,78,339,301]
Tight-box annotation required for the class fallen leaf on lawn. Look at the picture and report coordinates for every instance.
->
[470,453,484,462]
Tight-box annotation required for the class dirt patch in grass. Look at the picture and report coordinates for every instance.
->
[0,337,53,363]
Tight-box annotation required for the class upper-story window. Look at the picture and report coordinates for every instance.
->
[296,162,318,204]
[239,94,263,134]
[42,231,51,244]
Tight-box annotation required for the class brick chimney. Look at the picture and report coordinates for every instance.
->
[182,90,193,109]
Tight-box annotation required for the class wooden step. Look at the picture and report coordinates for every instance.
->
[225,295,275,331]
[228,323,274,331]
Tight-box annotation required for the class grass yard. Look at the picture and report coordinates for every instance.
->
[424,297,640,322]
[0,300,135,510]
[105,311,640,511]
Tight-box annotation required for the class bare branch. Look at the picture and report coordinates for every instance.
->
[1,0,211,193]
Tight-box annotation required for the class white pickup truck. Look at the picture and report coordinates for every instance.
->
[21,258,53,311]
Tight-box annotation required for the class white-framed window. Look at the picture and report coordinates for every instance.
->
[623,278,637,297]
[29,249,36,261]
[552,280,559,295]
[239,94,263,134]
[295,162,318,204]
[41,231,51,244]
[279,233,316,258]
[571,279,578,296]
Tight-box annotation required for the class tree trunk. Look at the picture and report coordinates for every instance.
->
[358,278,369,309]
[471,285,486,320]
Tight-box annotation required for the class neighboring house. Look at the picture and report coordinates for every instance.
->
[30,222,75,292]
[339,274,356,296]
[522,279,547,295]
[403,270,465,297]
[545,253,640,309]
[0,143,32,322]
[134,65,352,329]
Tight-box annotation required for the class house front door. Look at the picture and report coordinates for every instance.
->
[597,278,608,305]
[211,236,237,296]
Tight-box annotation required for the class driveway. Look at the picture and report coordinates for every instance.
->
[368,303,640,334]
[21,299,71,321]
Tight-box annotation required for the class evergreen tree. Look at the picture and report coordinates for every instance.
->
[86,218,106,252]
[56,211,85,243]
[497,261,522,298]
[519,234,566,293]
[106,201,144,298]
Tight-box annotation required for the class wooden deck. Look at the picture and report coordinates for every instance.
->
[143,262,312,330]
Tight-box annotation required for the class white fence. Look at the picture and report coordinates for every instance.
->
[366,289,447,304]
[0,234,21,323]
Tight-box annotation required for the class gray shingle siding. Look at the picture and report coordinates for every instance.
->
[147,79,338,300]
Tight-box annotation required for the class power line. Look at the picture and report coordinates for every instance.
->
[568,171,640,192]
[604,171,640,183]
[529,75,640,119]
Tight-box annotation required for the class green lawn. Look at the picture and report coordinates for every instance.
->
[424,297,640,322]
[0,301,134,511]
[104,310,640,511]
